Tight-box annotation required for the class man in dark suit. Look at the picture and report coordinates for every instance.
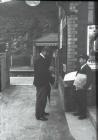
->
[73,54,92,119]
[33,47,55,121]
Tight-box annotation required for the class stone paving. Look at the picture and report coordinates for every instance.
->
[65,112,96,140]
[0,85,74,140]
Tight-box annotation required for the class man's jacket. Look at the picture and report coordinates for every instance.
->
[33,55,54,87]
[76,64,92,89]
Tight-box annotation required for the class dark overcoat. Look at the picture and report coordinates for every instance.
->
[33,55,51,87]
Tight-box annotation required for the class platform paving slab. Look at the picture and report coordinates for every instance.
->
[65,112,96,140]
[0,85,74,140]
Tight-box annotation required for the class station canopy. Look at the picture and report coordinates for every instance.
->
[35,33,58,47]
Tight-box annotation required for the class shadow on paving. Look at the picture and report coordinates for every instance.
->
[40,88,75,140]
[0,85,75,140]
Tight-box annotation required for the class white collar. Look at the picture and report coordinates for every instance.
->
[40,53,45,59]
[81,63,87,69]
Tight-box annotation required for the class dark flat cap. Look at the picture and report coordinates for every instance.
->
[78,54,89,60]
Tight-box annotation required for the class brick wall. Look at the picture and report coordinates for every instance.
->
[66,2,89,72]
[60,2,94,72]
[59,2,96,107]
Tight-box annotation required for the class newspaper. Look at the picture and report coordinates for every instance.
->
[73,73,87,90]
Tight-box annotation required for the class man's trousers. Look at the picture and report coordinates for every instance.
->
[75,89,87,116]
[35,84,51,118]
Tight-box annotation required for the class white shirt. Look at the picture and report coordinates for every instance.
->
[40,53,45,59]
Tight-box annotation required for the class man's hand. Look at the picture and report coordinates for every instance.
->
[88,85,92,91]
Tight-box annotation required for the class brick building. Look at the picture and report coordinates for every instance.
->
[58,1,97,109]
[58,1,96,72]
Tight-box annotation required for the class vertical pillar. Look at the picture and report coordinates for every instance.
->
[54,49,59,88]
[30,55,33,67]
[32,41,36,68]
[11,55,13,67]
[6,42,10,86]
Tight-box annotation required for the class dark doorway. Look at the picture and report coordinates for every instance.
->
[95,2,98,24]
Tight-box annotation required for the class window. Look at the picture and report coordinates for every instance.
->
[87,25,98,69]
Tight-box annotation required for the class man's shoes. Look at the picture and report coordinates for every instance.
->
[36,116,48,121]
[78,115,87,120]
[43,112,49,116]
